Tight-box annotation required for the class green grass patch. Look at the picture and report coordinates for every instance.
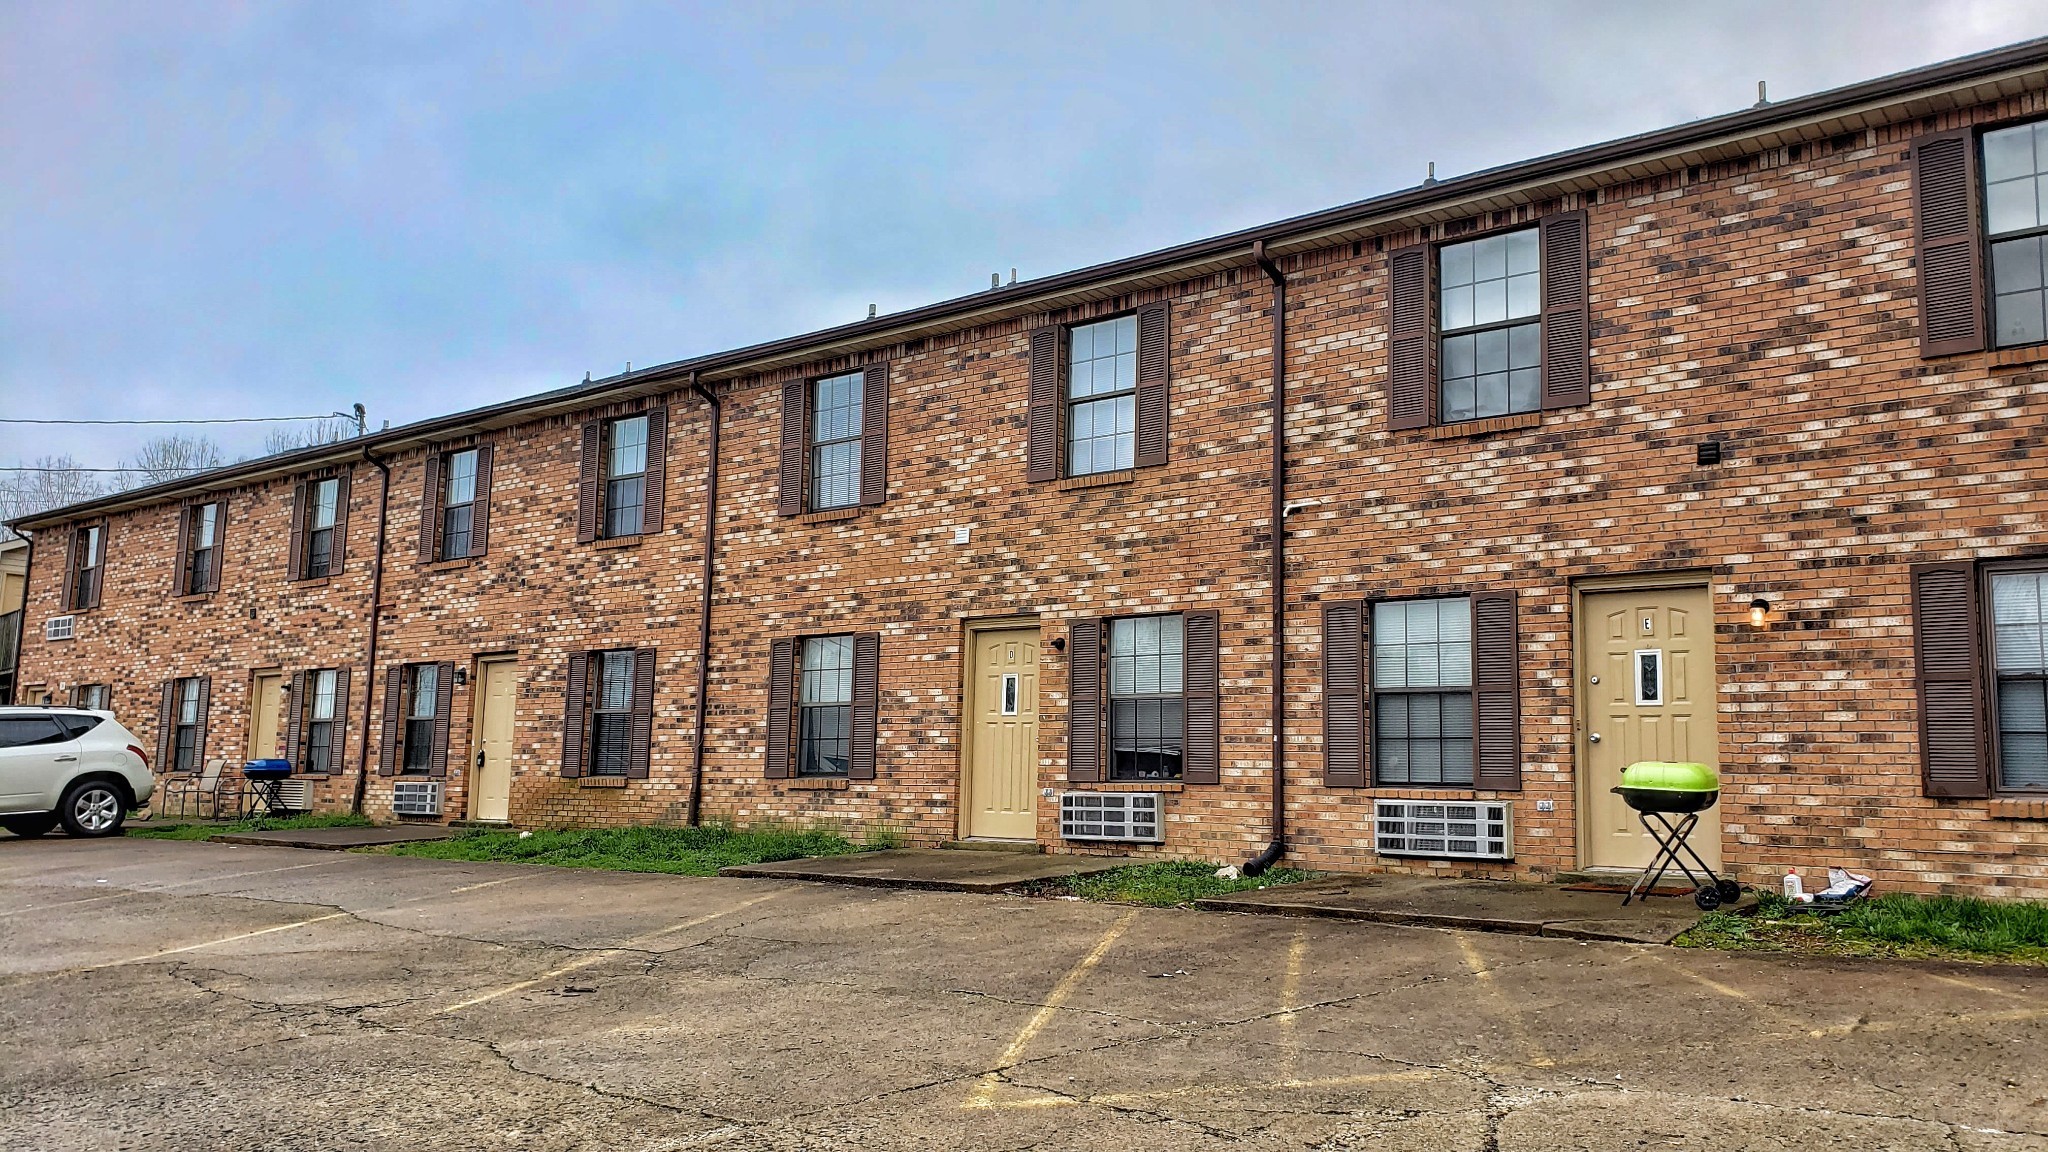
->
[1026,860,1318,907]
[381,822,880,877]
[1677,890,2048,966]
[129,813,374,841]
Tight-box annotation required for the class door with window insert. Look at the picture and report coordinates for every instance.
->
[966,627,1039,840]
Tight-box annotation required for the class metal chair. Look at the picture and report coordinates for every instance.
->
[160,758,228,819]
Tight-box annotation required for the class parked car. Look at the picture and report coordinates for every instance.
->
[0,706,154,838]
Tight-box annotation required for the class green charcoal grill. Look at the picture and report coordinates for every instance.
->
[1614,761,1741,911]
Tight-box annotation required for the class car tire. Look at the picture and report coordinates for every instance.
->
[1,814,60,839]
[57,779,128,838]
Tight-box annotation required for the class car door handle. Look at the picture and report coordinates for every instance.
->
[53,754,78,762]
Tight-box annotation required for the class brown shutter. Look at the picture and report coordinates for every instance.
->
[378,666,402,776]
[1066,618,1104,782]
[192,674,211,762]
[1913,562,1991,797]
[561,652,589,778]
[329,669,350,771]
[61,527,80,611]
[1134,301,1170,468]
[172,505,193,596]
[576,421,602,543]
[778,381,807,516]
[849,632,880,780]
[1387,244,1437,430]
[329,472,351,575]
[428,662,454,777]
[468,445,493,557]
[1322,601,1367,788]
[418,452,443,563]
[1471,591,1521,791]
[641,405,667,535]
[156,679,175,770]
[206,499,227,592]
[285,670,306,768]
[1911,129,1987,358]
[860,362,889,506]
[90,522,106,609]
[1182,610,1221,785]
[287,480,308,581]
[1538,210,1592,409]
[1026,326,1064,482]
[765,638,796,778]
[628,647,656,779]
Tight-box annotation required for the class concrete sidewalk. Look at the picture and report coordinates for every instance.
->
[1195,873,1723,944]
[209,825,457,850]
[720,847,1124,892]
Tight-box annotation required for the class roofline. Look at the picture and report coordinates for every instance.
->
[16,34,2048,530]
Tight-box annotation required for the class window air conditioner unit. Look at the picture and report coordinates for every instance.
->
[273,780,313,812]
[391,779,445,818]
[1374,799,1513,862]
[44,615,75,642]
[1059,791,1163,844]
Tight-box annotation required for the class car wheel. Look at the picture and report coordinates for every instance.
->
[58,780,127,838]
[1,814,59,839]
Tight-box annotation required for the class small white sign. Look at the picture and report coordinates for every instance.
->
[952,525,971,544]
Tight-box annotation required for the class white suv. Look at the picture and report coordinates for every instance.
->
[0,707,155,838]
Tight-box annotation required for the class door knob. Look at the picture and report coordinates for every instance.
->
[1588,733,1602,744]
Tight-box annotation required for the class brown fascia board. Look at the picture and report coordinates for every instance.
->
[16,35,2048,532]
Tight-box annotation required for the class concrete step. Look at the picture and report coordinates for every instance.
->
[939,839,1040,854]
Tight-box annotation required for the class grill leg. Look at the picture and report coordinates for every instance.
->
[1624,811,1705,906]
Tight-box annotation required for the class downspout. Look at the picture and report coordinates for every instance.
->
[1243,241,1289,877]
[686,371,721,826]
[351,448,392,817]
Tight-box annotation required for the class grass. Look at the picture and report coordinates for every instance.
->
[1678,890,2048,966]
[1025,860,1318,907]
[380,822,885,877]
[128,813,374,841]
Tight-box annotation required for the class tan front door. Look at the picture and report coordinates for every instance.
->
[470,659,517,823]
[1580,585,1721,871]
[249,673,285,761]
[965,627,1039,840]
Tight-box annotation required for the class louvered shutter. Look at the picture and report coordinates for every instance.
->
[1913,562,1991,797]
[778,381,806,516]
[287,480,308,580]
[192,675,211,762]
[172,505,193,595]
[1066,618,1104,782]
[641,406,667,535]
[1322,601,1367,788]
[1471,592,1521,791]
[85,522,106,610]
[468,445,493,557]
[206,499,227,592]
[1911,129,1987,358]
[378,666,402,776]
[1134,302,1170,468]
[848,632,881,779]
[561,652,589,778]
[286,671,307,769]
[156,679,176,770]
[1182,610,1221,785]
[330,669,350,772]
[1026,326,1064,482]
[427,662,454,777]
[765,639,796,778]
[61,527,80,611]
[329,474,351,575]
[860,362,889,506]
[1539,210,1592,409]
[418,453,443,563]
[576,421,602,543]
[1387,244,1437,430]
[628,647,656,779]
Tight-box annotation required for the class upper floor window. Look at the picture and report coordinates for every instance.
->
[1109,614,1184,780]
[68,524,103,610]
[303,478,340,579]
[1371,597,1475,786]
[1984,121,2048,348]
[1066,315,1138,477]
[1439,230,1541,422]
[798,635,853,776]
[304,669,339,774]
[603,415,647,539]
[440,449,478,559]
[182,502,221,596]
[809,371,864,511]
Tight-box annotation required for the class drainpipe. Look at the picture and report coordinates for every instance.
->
[351,449,392,817]
[1243,241,1288,877]
[686,371,721,826]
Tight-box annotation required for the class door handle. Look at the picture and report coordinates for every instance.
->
[475,749,486,769]
[54,754,78,762]
[1588,733,1602,744]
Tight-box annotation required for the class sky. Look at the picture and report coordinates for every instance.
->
[4,0,2047,471]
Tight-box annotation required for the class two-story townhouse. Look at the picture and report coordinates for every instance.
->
[14,38,2048,896]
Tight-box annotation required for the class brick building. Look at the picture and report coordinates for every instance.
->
[15,40,2048,895]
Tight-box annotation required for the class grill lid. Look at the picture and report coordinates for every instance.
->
[1617,760,1718,793]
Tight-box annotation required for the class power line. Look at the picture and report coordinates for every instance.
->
[0,414,351,426]
[0,466,182,474]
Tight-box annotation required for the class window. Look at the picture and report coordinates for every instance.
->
[0,717,70,748]
[587,650,635,776]
[304,669,339,774]
[440,449,478,560]
[1109,614,1184,780]
[303,478,340,578]
[1371,598,1475,786]
[1066,314,1138,476]
[184,503,220,595]
[797,636,853,776]
[1990,569,2048,790]
[402,664,439,773]
[1983,121,2048,347]
[57,714,104,738]
[1439,230,1541,423]
[603,416,648,539]
[809,371,863,510]
[173,677,204,774]
[74,683,109,711]
[70,524,102,610]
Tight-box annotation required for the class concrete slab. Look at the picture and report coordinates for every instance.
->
[1192,873,1715,944]
[719,847,1124,892]
[210,825,456,850]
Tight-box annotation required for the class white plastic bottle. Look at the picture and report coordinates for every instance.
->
[1782,869,1803,900]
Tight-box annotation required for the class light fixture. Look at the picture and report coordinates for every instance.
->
[453,667,469,687]
[1749,597,1771,627]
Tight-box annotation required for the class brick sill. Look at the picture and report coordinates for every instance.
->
[421,557,473,573]
[783,777,851,791]
[293,577,333,590]
[590,535,641,551]
[1988,797,2048,820]
[1058,469,1135,491]
[578,775,629,788]
[175,593,214,605]
[798,506,863,525]
[1064,781,1184,792]
[1424,412,1544,440]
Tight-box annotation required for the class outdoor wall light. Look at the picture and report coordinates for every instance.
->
[1049,637,1067,653]
[1749,597,1771,627]
[453,667,468,687]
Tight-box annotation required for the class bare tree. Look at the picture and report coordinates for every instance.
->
[121,434,225,486]
[0,455,108,532]
[260,418,357,457]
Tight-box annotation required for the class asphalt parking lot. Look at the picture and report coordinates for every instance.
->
[1,837,2044,1151]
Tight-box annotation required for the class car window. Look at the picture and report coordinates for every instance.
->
[0,717,72,748]
[57,715,105,738]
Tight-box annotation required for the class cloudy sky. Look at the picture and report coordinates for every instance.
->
[4,1,2045,470]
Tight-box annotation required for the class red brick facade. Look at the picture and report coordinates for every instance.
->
[16,46,2048,896]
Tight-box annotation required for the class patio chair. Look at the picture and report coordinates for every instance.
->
[159,758,228,819]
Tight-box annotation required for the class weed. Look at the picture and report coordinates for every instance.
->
[130,813,374,841]
[383,822,875,877]
[1028,860,1317,907]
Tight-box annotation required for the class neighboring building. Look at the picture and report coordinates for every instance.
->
[13,40,2048,895]
[0,535,25,703]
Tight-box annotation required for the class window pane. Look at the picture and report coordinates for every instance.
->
[1993,573,2048,674]
[1441,284,1474,331]
[410,666,438,719]
[311,480,338,530]
[1440,240,1474,288]
[441,504,473,558]
[195,504,218,547]
[1999,678,2048,789]
[608,416,648,480]
[444,450,477,507]
[812,372,863,443]
[811,439,861,510]
[591,714,632,775]
[179,678,201,723]
[1984,122,2038,183]
[312,669,337,721]
[1373,690,1476,787]
[605,476,644,538]
[1987,176,2042,236]
[799,704,851,776]
[801,636,854,706]
[597,651,634,711]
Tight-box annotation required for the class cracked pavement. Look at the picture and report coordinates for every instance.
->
[1,837,2044,1150]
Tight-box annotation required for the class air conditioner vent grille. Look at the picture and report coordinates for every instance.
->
[391,779,444,818]
[1374,799,1512,861]
[1058,792,1163,843]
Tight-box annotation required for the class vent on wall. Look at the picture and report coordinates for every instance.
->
[1059,792,1163,843]
[391,779,444,818]
[44,615,75,642]
[273,780,313,813]
[1374,799,1513,861]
